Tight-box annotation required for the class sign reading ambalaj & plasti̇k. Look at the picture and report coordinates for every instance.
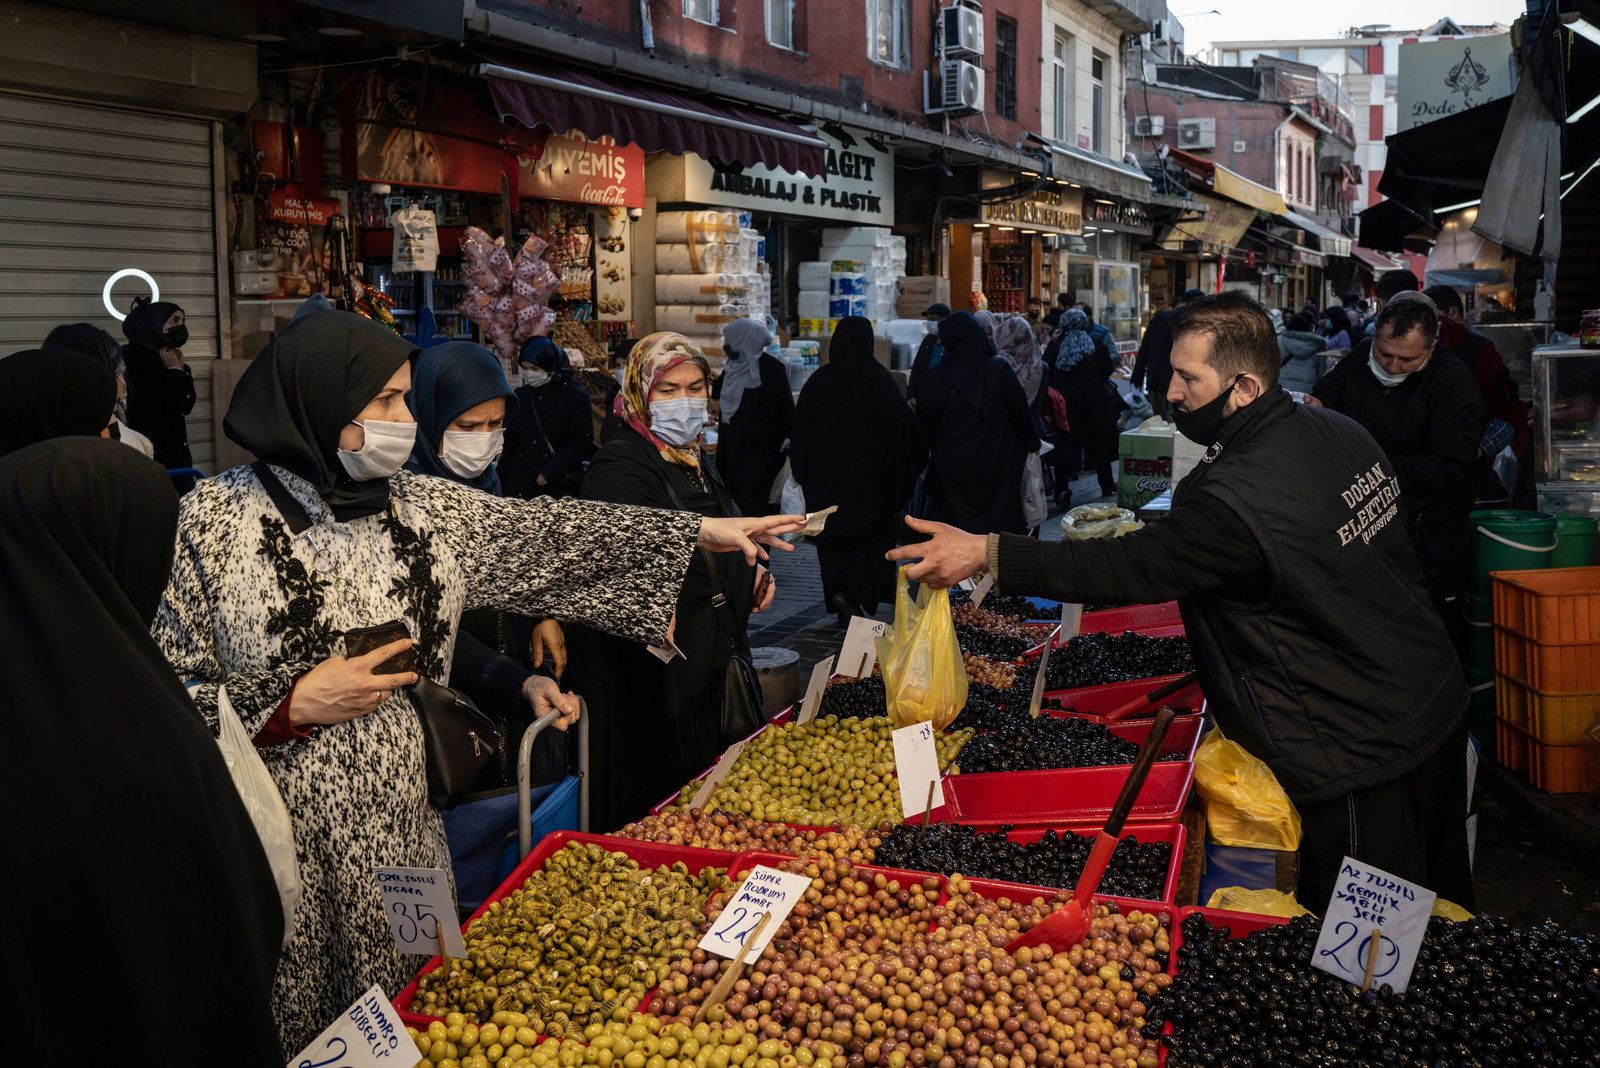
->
[647,130,894,226]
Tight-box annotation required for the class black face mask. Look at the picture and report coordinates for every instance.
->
[162,325,188,349]
[1172,374,1243,447]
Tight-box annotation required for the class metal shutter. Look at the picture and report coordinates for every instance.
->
[0,91,223,471]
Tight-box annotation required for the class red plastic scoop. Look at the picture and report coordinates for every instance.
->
[1003,701,1181,954]
[1102,671,1199,723]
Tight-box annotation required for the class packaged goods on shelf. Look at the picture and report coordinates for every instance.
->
[829,295,867,319]
[798,316,828,337]
[797,260,832,291]
[655,304,747,333]
[655,240,755,274]
[655,210,747,243]
[828,270,867,296]
[821,244,898,269]
[653,272,757,304]
[797,291,830,320]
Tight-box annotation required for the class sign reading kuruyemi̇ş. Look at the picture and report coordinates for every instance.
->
[1396,35,1515,132]
[647,130,894,226]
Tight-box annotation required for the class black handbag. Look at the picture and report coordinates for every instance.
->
[250,461,505,808]
[658,465,769,747]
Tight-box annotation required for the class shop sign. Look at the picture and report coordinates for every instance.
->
[1160,194,1255,253]
[267,188,339,227]
[350,72,510,195]
[1085,199,1151,233]
[652,130,893,224]
[1293,247,1326,268]
[1397,35,1514,131]
[980,188,1084,235]
[518,133,645,208]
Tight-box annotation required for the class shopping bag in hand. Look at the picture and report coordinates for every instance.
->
[1193,727,1302,851]
[876,570,968,730]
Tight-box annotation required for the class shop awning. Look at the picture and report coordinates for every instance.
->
[484,63,828,177]
[1159,193,1257,253]
[1034,135,1154,203]
[1351,244,1403,273]
[1357,197,1437,254]
[1212,166,1287,216]
[1281,209,1352,258]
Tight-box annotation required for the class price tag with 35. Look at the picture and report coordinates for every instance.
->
[373,866,466,959]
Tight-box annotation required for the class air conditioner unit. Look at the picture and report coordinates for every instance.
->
[927,59,984,114]
[1133,116,1165,137]
[1177,117,1216,150]
[941,6,984,58]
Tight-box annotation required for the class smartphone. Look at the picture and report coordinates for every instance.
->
[344,620,417,676]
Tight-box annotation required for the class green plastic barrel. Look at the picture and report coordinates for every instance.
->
[1470,510,1556,599]
[1552,514,1598,568]
[1464,595,1494,673]
[1467,668,1495,762]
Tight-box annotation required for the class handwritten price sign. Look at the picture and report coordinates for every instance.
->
[1311,857,1435,994]
[892,720,945,819]
[697,865,812,964]
[839,616,887,678]
[288,984,408,1068]
[373,866,466,959]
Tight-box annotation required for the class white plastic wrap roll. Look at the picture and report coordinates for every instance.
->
[656,303,745,332]
[656,210,744,243]
[654,273,756,303]
[656,243,744,273]
[822,244,894,268]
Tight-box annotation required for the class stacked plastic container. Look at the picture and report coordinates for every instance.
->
[796,226,907,338]
[1491,566,1600,792]
[654,210,767,360]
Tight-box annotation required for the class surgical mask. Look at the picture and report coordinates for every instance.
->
[337,418,416,481]
[1367,352,1419,387]
[520,367,550,389]
[439,428,504,479]
[1171,375,1242,447]
[163,325,188,349]
[649,397,708,447]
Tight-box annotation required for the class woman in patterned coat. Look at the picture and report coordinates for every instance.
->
[152,311,799,1054]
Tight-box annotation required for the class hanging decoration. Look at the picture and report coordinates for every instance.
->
[456,226,561,371]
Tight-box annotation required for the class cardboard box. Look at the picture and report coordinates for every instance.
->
[896,275,950,311]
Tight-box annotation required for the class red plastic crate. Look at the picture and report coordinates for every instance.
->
[1042,675,1206,722]
[944,715,1203,823]
[1026,602,1183,629]
[395,831,738,1028]
[1492,627,1600,692]
[1490,566,1600,644]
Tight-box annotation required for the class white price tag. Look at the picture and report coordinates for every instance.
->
[838,616,886,678]
[797,655,836,725]
[288,983,409,1068]
[697,865,813,963]
[892,720,945,819]
[1060,603,1083,641]
[374,867,466,959]
[956,578,976,592]
[970,572,996,608]
[1311,857,1436,994]
[689,737,751,810]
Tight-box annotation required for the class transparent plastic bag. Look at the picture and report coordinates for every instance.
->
[1194,727,1303,851]
[1021,453,1048,530]
[1060,504,1140,540]
[214,685,302,946]
[876,571,968,730]
[1205,887,1312,918]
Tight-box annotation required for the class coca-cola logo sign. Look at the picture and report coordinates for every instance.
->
[518,134,645,208]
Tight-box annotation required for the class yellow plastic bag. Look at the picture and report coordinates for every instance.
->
[1432,898,1473,921]
[877,571,968,730]
[1205,887,1312,918]
[1194,728,1303,850]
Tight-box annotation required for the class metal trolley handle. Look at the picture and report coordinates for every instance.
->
[517,697,591,860]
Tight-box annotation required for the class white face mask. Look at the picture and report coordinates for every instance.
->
[337,418,417,481]
[649,397,709,446]
[1367,351,1420,388]
[439,428,505,479]
[520,368,550,389]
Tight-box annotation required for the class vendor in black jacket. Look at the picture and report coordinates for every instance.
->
[890,292,1473,911]
[1309,293,1484,658]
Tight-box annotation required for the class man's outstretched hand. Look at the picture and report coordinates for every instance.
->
[886,517,989,588]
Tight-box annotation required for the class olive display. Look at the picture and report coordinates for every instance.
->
[948,588,1043,620]
[409,842,725,1029]
[1021,631,1194,692]
[653,854,1173,1068]
[954,716,1182,773]
[873,823,1174,901]
[618,809,881,863]
[952,603,1046,661]
[674,716,971,828]
[818,675,888,721]
[948,683,1030,733]
[1150,912,1600,1067]
[962,653,1018,690]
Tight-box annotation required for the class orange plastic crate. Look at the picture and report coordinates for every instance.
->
[1527,735,1600,794]
[1490,566,1600,644]
[1493,628,1600,692]
[1496,719,1528,775]
[1495,674,1600,745]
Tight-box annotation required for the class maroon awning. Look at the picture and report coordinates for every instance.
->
[484,63,828,177]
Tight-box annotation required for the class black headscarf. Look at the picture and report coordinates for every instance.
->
[1,438,283,1062]
[405,340,515,493]
[1323,306,1354,340]
[935,312,994,413]
[122,297,182,352]
[224,309,418,521]
[44,322,124,374]
[0,347,117,458]
[520,335,574,385]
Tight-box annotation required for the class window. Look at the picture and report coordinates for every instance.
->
[1091,53,1107,154]
[1052,33,1072,141]
[766,0,793,48]
[995,16,1018,120]
[684,0,718,25]
[867,0,906,68]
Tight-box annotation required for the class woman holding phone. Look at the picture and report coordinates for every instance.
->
[152,311,802,1054]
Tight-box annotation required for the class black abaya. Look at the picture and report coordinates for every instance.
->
[791,317,925,613]
[2,438,283,1066]
[716,353,794,517]
[564,426,755,830]
[917,313,1040,534]
[0,347,117,457]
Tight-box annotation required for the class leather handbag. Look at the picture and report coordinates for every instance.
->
[409,676,505,809]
